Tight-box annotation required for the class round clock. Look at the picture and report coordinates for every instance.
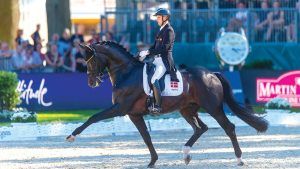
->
[215,29,249,65]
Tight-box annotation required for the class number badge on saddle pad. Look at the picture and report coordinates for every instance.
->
[142,64,183,96]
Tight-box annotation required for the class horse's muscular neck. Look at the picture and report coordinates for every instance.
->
[106,53,133,87]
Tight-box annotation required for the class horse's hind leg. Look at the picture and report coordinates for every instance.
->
[209,106,244,166]
[129,115,158,168]
[180,105,208,165]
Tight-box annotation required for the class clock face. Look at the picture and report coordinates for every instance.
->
[216,32,249,65]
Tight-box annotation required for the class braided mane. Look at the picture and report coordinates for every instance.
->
[95,41,134,58]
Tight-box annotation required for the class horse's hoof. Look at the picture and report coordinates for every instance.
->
[147,164,155,168]
[184,154,192,165]
[237,157,244,166]
[237,161,244,166]
[66,135,75,142]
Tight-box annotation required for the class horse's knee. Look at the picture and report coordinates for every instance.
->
[201,125,208,132]
[224,123,236,137]
[194,125,208,136]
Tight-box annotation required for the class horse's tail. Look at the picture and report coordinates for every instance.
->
[214,72,268,132]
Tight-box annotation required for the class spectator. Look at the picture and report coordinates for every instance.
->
[88,29,100,44]
[62,50,76,72]
[12,45,25,72]
[72,39,87,73]
[22,45,35,73]
[70,25,84,43]
[50,33,60,46]
[0,42,14,71]
[44,44,64,72]
[284,1,297,42]
[0,42,13,58]
[31,43,44,72]
[227,2,248,32]
[35,43,46,62]
[20,40,29,55]
[254,1,270,41]
[266,1,285,41]
[31,24,42,51]
[15,29,24,48]
[58,28,71,57]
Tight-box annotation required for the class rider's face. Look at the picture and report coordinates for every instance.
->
[156,15,163,26]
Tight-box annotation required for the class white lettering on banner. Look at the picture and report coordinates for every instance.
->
[258,83,297,97]
[256,71,300,107]
[16,79,52,107]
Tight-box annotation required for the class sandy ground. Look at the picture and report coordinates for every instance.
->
[0,126,300,169]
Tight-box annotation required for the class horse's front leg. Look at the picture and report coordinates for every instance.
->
[129,115,158,168]
[66,104,123,142]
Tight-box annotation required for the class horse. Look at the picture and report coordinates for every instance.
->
[66,41,268,168]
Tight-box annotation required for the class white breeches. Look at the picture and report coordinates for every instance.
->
[151,57,166,84]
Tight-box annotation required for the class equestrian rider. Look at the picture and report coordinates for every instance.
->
[139,8,179,115]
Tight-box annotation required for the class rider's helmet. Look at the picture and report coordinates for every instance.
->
[153,8,171,25]
[153,8,171,17]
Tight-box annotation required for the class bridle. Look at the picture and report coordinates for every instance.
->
[85,51,105,83]
[86,55,94,63]
[84,47,136,85]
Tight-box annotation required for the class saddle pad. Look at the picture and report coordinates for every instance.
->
[143,64,183,96]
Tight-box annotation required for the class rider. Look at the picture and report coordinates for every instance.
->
[139,8,179,115]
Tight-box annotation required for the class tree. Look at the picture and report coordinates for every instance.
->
[0,0,19,48]
[46,0,71,40]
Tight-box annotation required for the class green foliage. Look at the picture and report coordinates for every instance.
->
[0,71,21,111]
[265,97,291,110]
[244,59,274,70]
[11,112,37,123]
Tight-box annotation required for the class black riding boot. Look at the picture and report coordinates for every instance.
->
[150,80,162,115]
[170,69,179,82]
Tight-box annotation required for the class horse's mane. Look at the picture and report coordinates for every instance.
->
[93,41,143,66]
[95,41,134,58]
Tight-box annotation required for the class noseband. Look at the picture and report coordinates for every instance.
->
[85,49,105,83]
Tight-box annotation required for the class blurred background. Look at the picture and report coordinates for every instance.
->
[0,0,300,125]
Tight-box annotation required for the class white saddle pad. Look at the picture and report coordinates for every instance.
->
[143,64,183,96]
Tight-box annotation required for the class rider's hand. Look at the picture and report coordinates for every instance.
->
[139,50,149,57]
[138,50,149,62]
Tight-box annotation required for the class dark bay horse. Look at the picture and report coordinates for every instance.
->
[66,41,268,168]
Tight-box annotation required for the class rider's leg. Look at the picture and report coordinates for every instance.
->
[152,80,161,111]
[150,57,166,114]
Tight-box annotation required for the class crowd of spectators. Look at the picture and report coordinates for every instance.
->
[124,0,300,43]
[0,24,131,73]
[1,0,300,73]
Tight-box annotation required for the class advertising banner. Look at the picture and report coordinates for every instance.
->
[16,71,244,111]
[17,73,112,111]
[257,71,300,107]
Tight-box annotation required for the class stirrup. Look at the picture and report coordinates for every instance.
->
[149,105,161,115]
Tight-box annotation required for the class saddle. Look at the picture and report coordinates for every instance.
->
[142,58,183,97]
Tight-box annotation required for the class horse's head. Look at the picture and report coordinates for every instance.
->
[79,44,107,88]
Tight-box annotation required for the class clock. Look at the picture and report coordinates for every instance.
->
[215,28,249,65]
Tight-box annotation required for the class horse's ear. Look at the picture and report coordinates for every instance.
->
[79,44,94,53]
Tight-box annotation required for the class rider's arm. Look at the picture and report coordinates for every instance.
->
[148,28,173,56]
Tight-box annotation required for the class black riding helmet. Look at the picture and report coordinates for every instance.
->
[153,8,171,25]
[153,8,170,16]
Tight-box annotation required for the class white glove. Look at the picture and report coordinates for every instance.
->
[140,50,149,57]
[138,50,149,61]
